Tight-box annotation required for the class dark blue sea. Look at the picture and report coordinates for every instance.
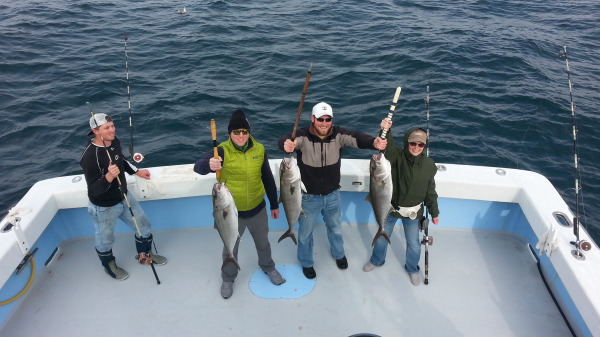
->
[1,0,599,243]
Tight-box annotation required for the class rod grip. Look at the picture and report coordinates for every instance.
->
[380,87,402,140]
[210,119,220,179]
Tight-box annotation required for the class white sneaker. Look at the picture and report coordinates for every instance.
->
[409,273,421,286]
[362,262,377,272]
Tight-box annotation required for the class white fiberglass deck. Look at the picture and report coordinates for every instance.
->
[0,224,570,337]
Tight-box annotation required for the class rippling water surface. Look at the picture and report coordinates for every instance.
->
[1,0,599,242]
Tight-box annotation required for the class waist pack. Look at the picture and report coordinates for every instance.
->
[395,204,422,220]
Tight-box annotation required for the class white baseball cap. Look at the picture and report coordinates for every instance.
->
[87,113,112,135]
[312,102,333,118]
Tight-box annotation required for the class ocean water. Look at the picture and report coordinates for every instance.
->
[1,0,599,243]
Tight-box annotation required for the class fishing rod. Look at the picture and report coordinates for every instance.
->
[124,34,144,163]
[425,86,430,157]
[379,87,402,145]
[421,85,433,285]
[210,119,221,179]
[87,102,161,284]
[559,46,591,258]
[291,62,313,140]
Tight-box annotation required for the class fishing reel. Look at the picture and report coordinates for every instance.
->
[570,240,592,261]
[570,240,592,252]
[421,233,433,246]
[419,216,429,231]
[136,252,153,265]
[132,153,144,163]
[420,216,433,245]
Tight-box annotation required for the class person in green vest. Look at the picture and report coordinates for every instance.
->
[194,109,284,299]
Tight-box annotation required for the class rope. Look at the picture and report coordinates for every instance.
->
[0,257,36,306]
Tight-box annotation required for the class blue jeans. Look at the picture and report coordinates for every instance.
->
[87,193,152,252]
[297,190,344,267]
[369,215,421,274]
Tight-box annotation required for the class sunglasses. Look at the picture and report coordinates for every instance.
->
[409,142,426,148]
[316,117,332,122]
[232,129,249,135]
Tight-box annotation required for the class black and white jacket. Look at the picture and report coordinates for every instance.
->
[79,136,138,207]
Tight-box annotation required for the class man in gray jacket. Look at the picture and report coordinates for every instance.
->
[278,102,387,279]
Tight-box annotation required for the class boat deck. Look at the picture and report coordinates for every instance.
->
[0,224,571,337]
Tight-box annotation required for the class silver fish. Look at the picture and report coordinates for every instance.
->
[366,153,393,246]
[278,156,305,245]
[212,182,241,270]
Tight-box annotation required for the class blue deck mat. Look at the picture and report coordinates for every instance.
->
[248,265,316,299]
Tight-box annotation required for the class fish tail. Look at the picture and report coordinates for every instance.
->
[221,254,240,271]
[278,229,298,245]
[371,229,391,246]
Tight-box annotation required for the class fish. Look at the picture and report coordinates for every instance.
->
[212,182,241,271]
[278,156,305,245]
[365,153,393,246]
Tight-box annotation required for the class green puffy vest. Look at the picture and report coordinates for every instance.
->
[218,137,266,211]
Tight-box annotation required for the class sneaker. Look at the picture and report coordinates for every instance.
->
[265,269,286,285]
[362,262,377,272]
[409,273,421,286]
[150,252,168,266]
[105,260,129,281]
[221,281,234,299]
[302,267,316,279]
[336,256,348,269]
[135,252,168,266]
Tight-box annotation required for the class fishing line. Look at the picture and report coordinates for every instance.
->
[559,46,591,257]
[87,102,161,283]
[124,34,144,163]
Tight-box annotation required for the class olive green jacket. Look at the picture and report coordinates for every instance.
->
[384,127,439,219]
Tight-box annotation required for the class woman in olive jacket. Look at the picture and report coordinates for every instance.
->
[363,119,440,286]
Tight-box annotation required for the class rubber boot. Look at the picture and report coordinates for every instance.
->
[135,234,167,266]
[96,249,129,280]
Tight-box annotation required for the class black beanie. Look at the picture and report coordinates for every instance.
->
[227,109,251,133]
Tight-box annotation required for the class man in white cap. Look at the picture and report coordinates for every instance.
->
[80,113,167,281]
[278,102,387,279]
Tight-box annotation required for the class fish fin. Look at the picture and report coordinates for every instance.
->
[278,229,298,245]
[365,193,372,203]
[301,181,307,193]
